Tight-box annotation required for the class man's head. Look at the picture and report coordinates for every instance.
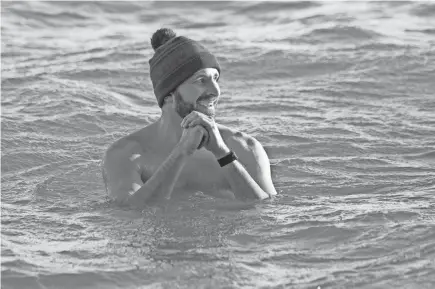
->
[148,28,221,118]
[170,67,220,118]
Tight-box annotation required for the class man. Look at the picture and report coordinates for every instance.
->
[102,28,277,207]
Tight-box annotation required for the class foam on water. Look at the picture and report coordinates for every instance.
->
[2,1,435,289]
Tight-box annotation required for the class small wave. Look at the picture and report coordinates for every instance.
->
[356,42,411,51]
[1,271,121,289]
[232,102,296,112]
[151,0,229,10]
[83,52,144,64]
[9,8,89,21]
[345,211,392,225]
[375,1,414,8]
[295,13,354,25]
[3,47,106,68]
[304,126,360,137]
[326,42,412,53]
[269,134,315,143]
[235,1,320,14]
[56,68,128,81]
[303,25,382,42]
[410,3,435,17]
[384,210,421,222]
[280,225,360,244]
[340,119,384,128]
[405,29,435,35]
[93,1,144,14]
[138,12,171,24]
[403,151,435,160]
[181,22,228,30]
[1,51,31,58]
[1,76,46,87]
[102,33,128,40]
[229,55,352,80]
[352,158,392,166]
[257,49,289,58]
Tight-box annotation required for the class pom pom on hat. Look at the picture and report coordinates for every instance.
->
[150,28,177,51]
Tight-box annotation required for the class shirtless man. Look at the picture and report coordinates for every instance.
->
[102,28,277,207]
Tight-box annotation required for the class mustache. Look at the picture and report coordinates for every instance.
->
[197,94,218,102]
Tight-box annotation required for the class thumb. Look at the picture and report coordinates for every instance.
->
[196,125,209,150]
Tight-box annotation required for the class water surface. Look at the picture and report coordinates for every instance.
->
[2,1,435,288]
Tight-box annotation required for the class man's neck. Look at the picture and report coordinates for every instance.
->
[156,109,183,150]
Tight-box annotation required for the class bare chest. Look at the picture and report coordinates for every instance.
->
[140,149,232,198]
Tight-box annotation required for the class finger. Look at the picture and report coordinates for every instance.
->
[187,118,211,129]
[180,116,188,127]
[181,117,189,128]
[182,111,213,128]
[183,117,196,128]
[186,118,201,128]
[181,113,197,128]
[181,112,195,126]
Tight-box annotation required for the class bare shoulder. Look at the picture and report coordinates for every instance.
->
[103,133,145,163]
[217,124,262,153]
[218,124,277,196]
[103,124,156,169]
[102,135,146,202]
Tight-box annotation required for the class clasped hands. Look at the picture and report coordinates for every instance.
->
[178,111,229,158]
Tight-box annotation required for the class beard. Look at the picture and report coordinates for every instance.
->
[173,90,217,119]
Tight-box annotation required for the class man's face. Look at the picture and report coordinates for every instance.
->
[173,68,220,119]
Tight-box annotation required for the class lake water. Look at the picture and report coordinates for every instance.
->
[2,1,435,288]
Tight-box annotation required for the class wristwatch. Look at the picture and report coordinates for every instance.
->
[217,151,238,167]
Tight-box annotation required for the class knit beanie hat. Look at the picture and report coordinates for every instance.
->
[149,28,221,108]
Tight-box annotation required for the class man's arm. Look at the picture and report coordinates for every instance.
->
[180,112,277,201]
[128,144,189,204]
[103,140,188,206]
[217,132,278,201]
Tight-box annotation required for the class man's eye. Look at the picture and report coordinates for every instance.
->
[197,78,206,83]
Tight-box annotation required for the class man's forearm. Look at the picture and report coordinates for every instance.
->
[214,148,270,201]
[129,145,187,203]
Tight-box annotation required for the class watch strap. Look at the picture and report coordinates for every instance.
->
[217,151,238,167]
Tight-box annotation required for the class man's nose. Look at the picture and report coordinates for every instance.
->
[206,79,220,97]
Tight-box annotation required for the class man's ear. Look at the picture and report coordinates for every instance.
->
[163,93,174,105]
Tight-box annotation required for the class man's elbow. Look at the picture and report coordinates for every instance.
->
[105,181,140,207]
[261,190,277,200]
[268,187,278,197]
[257,178,278,200]
[112,190,144,208]
[251,186,275,201]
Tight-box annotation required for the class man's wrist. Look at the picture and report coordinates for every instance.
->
[175,143,192,157]
[212,145,231,159]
